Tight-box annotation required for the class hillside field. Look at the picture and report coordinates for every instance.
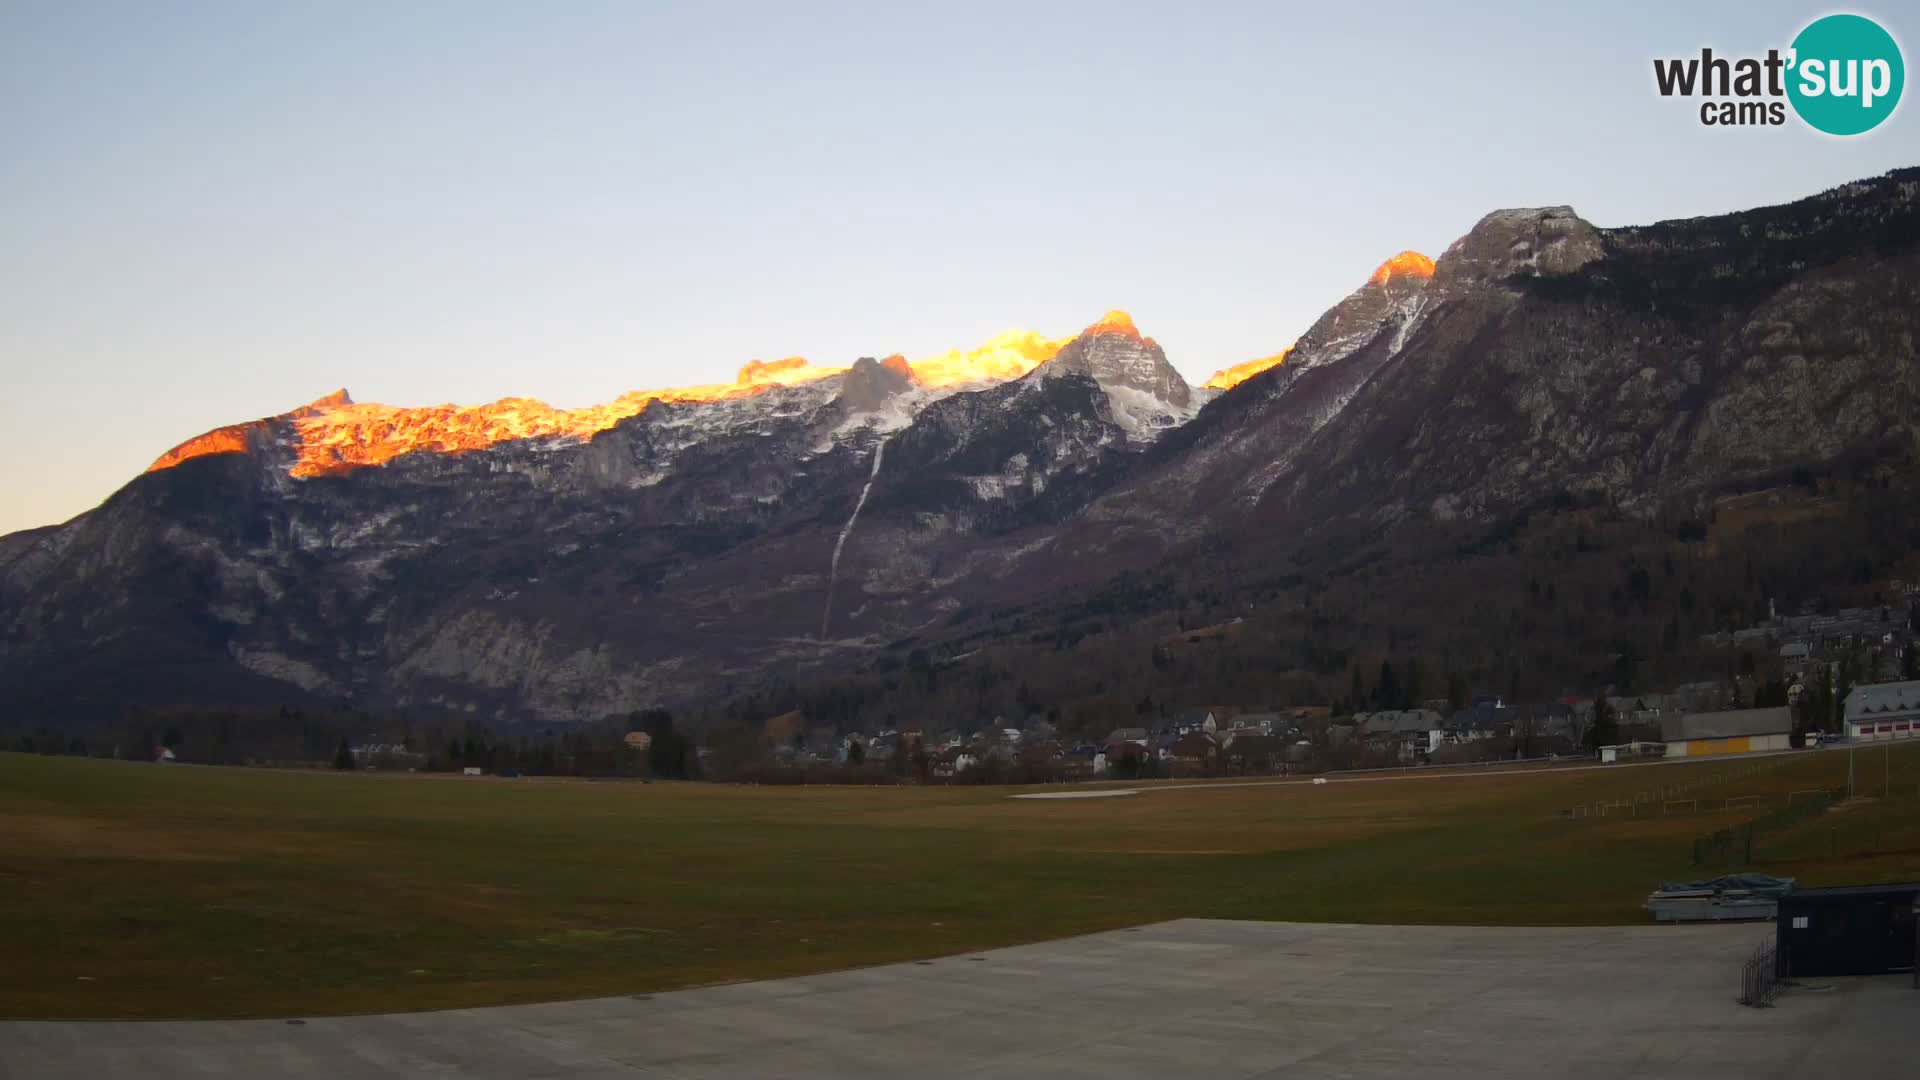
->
[3,748,1919,1019]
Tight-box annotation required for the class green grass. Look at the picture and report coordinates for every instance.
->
[3,748,1918,1019]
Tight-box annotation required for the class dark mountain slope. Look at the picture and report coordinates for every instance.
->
[5,169,1918,730]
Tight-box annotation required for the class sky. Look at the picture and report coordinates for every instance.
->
[2,1,1916,536]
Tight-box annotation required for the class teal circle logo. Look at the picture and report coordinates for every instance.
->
[1787,14,1904,135]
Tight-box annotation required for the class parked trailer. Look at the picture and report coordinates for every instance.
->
[1645,874,1795,923]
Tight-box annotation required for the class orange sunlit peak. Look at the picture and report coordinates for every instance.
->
[304,389,353,411]
[905,329,1069,389]
[147,328,1081,480]
[1369,251,1435,286]
[1204,346,1294,391]
[734,357,815,385]
[1084,309,1143,340]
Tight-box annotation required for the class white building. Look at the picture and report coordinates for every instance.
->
[1843,680,1920,742]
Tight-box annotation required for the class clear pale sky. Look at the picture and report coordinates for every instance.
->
[2,1,1915,536]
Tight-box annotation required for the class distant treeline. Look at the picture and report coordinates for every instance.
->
[4,705,699,780]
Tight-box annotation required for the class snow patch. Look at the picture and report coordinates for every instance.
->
[1100,382,1202,442]
[821,437,889,638]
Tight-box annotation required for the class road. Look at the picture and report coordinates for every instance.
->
[5,920,1914,1078]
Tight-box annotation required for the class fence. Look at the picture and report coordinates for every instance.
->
[1738,942,1781,1007]
[1689,781,1920,867]
[1691,786,1847,866]
[1561,756,1801,819]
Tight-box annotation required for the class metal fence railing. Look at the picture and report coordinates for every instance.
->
[1738,942,1780,1007]
[1562,755,1800,819]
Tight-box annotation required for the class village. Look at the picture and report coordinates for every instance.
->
[744,589,1920,784]
[748,683,1913,784]
[82,589,1920,785]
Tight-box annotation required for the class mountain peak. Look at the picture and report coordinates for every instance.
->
[1433,206,1602,292]
[1084,309,1144,341]
[1038,312,1192,419]
[734,357,817,385]
[1369,251,1435,286]
[1203,251,1433,392]
[906,329,1068,389]
[1204,347,1293,391]
[834,355,915,413]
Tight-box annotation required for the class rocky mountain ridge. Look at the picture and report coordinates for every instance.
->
[5,168,1918,727]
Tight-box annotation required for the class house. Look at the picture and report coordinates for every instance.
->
[930,747,973,779]
[1170,709,1217,736]
[1218,725,1267,748]
[1234,711,1283,734]
[1779,641,1813,676]
[1223,734,1286,772]
[1020,738,1064,764]
[1843,680,1920,741]
[1170,733,1217,766]
[1102,729,1150,773]
[1359,709,1445,747]
[1660,707,1793,757]
[1506,704,1580,756]
[1448,702,1509,741]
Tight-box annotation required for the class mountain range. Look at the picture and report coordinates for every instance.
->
[4,168,1918,728]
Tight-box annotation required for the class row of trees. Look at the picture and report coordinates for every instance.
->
[13,705,703,781]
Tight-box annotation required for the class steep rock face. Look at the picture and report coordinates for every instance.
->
[1276,173,1920,524]
[861,314,1197,527]
[1031,311,1200,440]
[832,355,914,414]
[1427,208,1602,296]
[1061,250,1440,548]
[1042,312,1190,404]
[1288,251,1435,372]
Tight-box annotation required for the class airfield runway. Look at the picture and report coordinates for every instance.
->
[3,919,1913,1078]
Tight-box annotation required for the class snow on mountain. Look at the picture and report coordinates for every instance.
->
[1028,310,1199,441]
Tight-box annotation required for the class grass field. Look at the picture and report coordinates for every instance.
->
[4,747,1919,1019]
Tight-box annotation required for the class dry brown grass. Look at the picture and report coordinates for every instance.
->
[3,748,1917,1019]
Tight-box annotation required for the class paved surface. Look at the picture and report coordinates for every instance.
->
[4,920,1916,1078]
